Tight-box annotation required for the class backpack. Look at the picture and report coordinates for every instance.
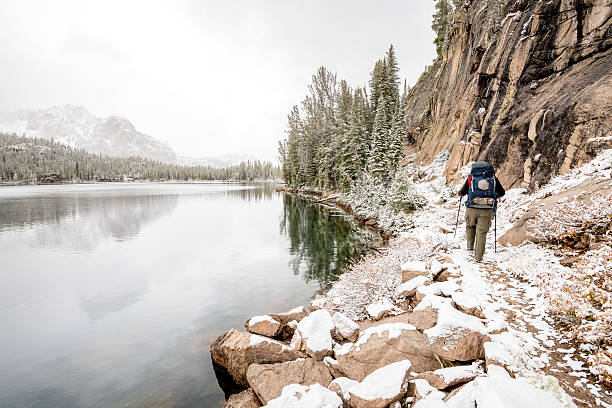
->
[465,162,497,209]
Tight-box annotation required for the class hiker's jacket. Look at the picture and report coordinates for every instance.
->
[458,176,505,198]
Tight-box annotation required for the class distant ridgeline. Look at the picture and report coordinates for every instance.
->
[0,133,280,183]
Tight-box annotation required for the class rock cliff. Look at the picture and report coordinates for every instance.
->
[405,0,611,190]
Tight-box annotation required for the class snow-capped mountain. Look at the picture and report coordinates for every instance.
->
[0,105,177,163]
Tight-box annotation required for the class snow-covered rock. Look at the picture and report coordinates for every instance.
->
[444,377,566,408]
[245,315,282,337]
[395,275,431,298]
[332,312,359,342]
[210,329,305,387]
[430,259,444,276]
[451,292,484,318]
[424,306,489,361]
[414,294,453,311]
[410,378,446,402]
[483,341,510,368]
[270,306,307,326]
[365,299,399,320]
[328,377,358,404]
[419,364,480,389]
[246,358,333,404]
[323,356,345,378]
[486,364,511,379]
[296,309,334,360]
[401,261,429,282]
[348,360,413,408]
[310,298,328,311]
[416,281,460,301]
[263,383,342,408]
[336,322,438,381]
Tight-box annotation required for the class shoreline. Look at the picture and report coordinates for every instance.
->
[212,153,612,408]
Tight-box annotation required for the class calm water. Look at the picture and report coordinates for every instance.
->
[0,183,376,408]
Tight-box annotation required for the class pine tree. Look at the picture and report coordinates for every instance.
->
[432,0,453,56]
[384,45,400,116]
[368,94,391,181]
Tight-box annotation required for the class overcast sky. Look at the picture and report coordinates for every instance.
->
[0,0,436,161]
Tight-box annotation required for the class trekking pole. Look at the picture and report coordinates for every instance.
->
[494,210,497,253]
[454,196,462,239]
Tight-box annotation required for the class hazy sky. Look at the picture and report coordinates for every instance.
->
[0,0,436,161]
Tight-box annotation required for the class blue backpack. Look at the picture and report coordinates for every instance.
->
[466,162,497,209]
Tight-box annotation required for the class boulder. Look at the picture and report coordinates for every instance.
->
[310,298,329,311]
[418,365,480,389]
[269,306,307,326]
[336,322,439,381]
[409,379,446,403]
[365,299,399,320]
[415,281,460,301]
[245,315,282,337]
[405,308,439,331]
[483,341,510,368]
[443,377,565,408]
[424,306,489,362]
[328,377,358,405]
[348,360,413,408]
[486,364,511,379]
[414,295,453,312]
[246,358,333,404]
[323,356,346,379]
[430,259,444,276]
[296,309,334,360]
[264,383,343,408]
[332,312,359,342]
[401,261,429,282]
[280,320,298,341]
[451,292,484,318]
[210,329,305,387]
[224,388,262,408]
[395,275,431,298]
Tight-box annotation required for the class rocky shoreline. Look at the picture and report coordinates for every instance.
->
[209,256,571,408]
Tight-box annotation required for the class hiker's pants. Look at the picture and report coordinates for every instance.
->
[465,207,493,261]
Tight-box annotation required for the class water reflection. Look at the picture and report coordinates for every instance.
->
[0,184,375,408]
[280,194,377,289]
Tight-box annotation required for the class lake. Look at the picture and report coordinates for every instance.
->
[0,183,375,408]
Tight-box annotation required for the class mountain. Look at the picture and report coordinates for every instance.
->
[0,105,177,163]
[177,153,259,168]
[404,0,611,190]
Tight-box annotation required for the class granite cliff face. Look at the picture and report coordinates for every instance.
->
[405,0,611,190]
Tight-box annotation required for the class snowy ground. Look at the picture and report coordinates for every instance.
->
[325,150,612,407]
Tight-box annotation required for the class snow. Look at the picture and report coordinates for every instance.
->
[424,305,488,342]
[411,379,445,400]
[416,281,460,299]
[487,364,511,378]
[451,291,481,311]
[414,294,453,311]
[248,315,278,326]
[329,377,358,400]
[365,299,398,319]
[354,322,416,351]
[401,260,427,274]
[434,364,480,384]
[263,383,342,408]
[349,360,412,400]
[395,275,430,298]
[431,259,443,275]
[249,334,293,351]
[412,401,448,408]
[483,342,508,364]
[333,342,353,356]
[296,309,334,353]
[332,312,359,339]
[288,306,306,314]
[474,377,566,408]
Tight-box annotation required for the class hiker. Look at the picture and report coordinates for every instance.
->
[458,162,505,261]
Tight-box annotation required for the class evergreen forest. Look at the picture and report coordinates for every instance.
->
[0,133,280,183]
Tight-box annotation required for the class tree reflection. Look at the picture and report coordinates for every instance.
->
[280,194,376,289]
